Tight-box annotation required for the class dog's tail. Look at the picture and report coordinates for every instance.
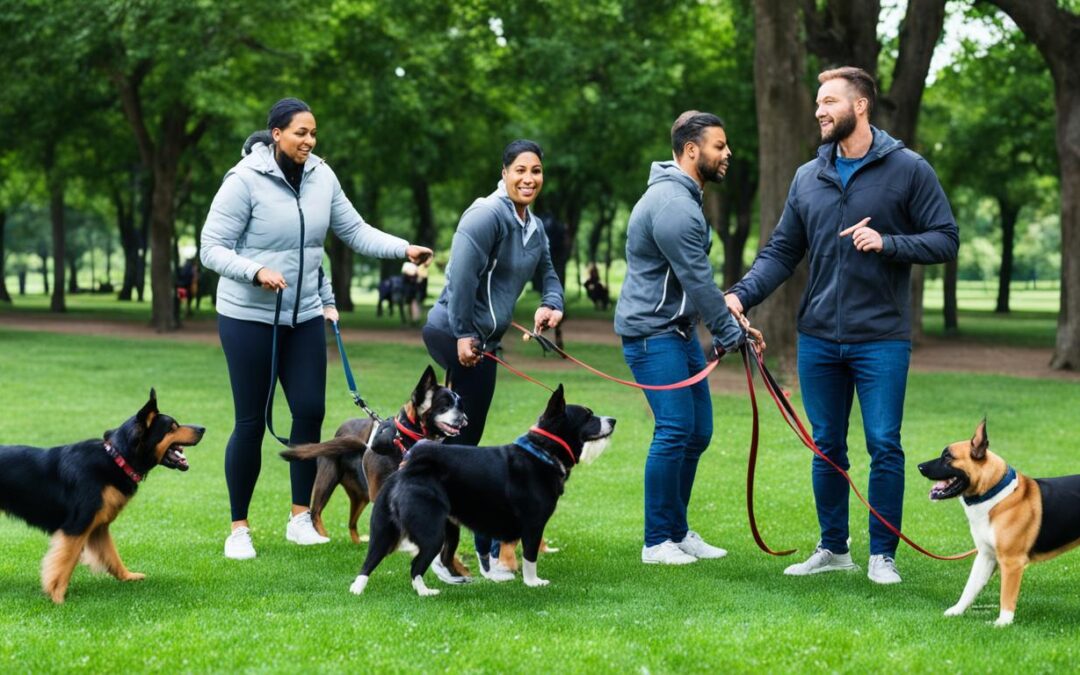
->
[280,437,367,462]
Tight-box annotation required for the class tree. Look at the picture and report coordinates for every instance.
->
[922,18,1056,314]
[984,0,1080,369]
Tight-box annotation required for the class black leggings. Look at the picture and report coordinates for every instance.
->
[219,315,326,522]
[422,324,500,557]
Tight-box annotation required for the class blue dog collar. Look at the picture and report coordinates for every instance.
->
[963,466,1017,506]
[515,434,563,473]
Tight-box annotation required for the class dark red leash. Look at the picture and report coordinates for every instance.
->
[482,351,555,392]
[743,346,975,561]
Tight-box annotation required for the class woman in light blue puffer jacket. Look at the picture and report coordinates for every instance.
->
[201,98,432,560]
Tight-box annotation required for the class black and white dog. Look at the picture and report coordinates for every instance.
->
[350,385,615,596]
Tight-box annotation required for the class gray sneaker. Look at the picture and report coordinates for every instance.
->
[867,555,902,584]
[783,544,860,576]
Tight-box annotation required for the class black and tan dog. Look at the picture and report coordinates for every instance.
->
[0,390,204,603]
[919,419,1080,626]
[281,366,469,579]
[350,385,615,597]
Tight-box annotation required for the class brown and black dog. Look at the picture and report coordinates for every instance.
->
[0,390,204,603]
[919,419,1080,626]
[281,366,470,580]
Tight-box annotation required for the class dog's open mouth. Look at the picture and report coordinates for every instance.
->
[162,444,191,471]
[434,420,464,437]
[929,476,967,500]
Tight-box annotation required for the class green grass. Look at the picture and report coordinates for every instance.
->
[1,328,1079,672]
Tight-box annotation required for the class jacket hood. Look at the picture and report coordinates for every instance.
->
[234,141,323,178]
[816,126,904,165]
[647,161,702,204]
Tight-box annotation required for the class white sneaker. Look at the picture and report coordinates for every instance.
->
[477,553,514,582]
[677,531,728,559]
[783,544,859,576]
[224,527,256,560]
[868,555,902,584]
[642,540,697,565]
[285,511,330,546]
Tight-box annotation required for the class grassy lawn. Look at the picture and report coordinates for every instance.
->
[1,327,1079,672]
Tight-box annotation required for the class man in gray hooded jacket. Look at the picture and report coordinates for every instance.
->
[615,111,747,566]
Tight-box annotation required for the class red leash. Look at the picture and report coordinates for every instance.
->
[482,351,555,392]
[743,346,975,561]
[509,322,717,391]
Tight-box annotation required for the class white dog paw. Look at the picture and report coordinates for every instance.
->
[412,575,441,597]
[524,577,550,587]
[943,605,965,617]
[349,575,369,595]
[994,612,1014,627]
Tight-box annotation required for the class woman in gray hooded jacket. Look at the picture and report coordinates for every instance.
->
[201,98,432,560]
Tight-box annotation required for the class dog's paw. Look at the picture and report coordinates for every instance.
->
[524,577,550,588]
[349,575,369,596]
[121,572,146,582]
[994,611,1014,628]
[943,604,966,617]
[412,576,441,597]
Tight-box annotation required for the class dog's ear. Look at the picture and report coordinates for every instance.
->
[543,384,566,419]
[137,389,159,429]
[412,366,439,409]
[971,417,989,461]
[103,428,116,441]
[443,369,453,389]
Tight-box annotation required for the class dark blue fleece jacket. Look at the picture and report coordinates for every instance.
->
[728,128,958,343]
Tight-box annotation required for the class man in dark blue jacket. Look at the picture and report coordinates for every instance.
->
[727,67,958,584]
[615,111,748,565]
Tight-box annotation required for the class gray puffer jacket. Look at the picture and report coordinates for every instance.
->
[201,141,409,326]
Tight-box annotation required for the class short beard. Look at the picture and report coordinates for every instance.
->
[697,155,726,184]
[822,107,857,144]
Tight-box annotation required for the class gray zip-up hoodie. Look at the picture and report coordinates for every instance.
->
[201,141,409,325]
[614,162,744,350]
[427,182,563,349]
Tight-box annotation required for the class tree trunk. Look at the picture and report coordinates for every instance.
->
[943,258,958,334]
[411,176,436,247]
[48,170,66,313]
[39,252,49,295]
[136,175,151,302]
[67,256,80,294]
[986,0,1080,369]
[995,198,1019,313]
[0,210,10,303]
[149,158,180,331]
[753,0,816,377]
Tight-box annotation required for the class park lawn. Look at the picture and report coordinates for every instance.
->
[1,328,1079,673]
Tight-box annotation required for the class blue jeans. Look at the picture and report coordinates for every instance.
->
[797,333,911,557]
[622,332,713,547]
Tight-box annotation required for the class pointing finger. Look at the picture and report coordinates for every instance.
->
[839,217,872,237]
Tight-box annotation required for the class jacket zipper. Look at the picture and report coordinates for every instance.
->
[293,194,305,327]
[485,258,499,343]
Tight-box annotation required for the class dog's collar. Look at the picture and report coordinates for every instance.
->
[514,434,566,477]
[527,426,577,465]
[392,411,427,462]
[103,440,143,483]
[963,466,1017,506]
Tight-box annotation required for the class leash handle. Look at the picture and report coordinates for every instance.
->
[747,348,976,562]
[264,290,291,447]
[510,322,717,391]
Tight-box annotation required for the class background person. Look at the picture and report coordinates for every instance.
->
[201,97,432,560]
[726,67,958,584]
[422,139,564,580]
[614,111,748,566]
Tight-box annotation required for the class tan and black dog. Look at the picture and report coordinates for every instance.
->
[0,390,204,603]
[919,419,1080,626]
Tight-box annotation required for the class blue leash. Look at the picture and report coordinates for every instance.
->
[265,292,382,448]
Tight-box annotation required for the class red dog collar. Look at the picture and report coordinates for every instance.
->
[529,426,577,464]
[104,441,143,483]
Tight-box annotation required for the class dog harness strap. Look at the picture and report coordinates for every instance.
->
[963,467,1017,506]
[528,426,576,464]
[103,441,143,483]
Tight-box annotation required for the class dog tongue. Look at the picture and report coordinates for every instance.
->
[929,480,950,498]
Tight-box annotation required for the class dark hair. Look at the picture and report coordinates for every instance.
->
[267,97,312,131]
[502,139,544,168]
[671,111,725,158]
[818,67,877,117]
